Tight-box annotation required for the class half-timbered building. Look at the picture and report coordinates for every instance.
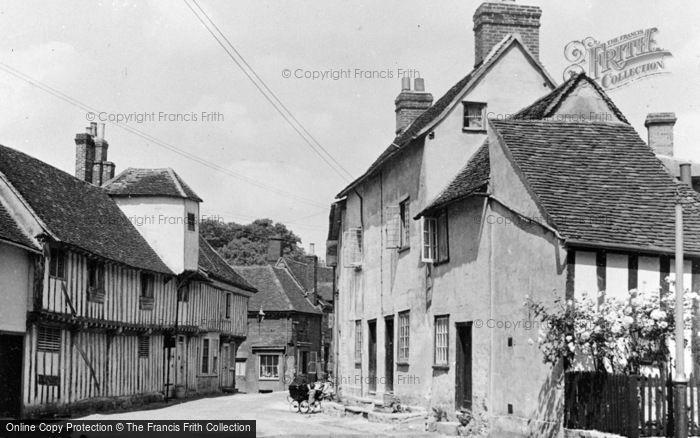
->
[0,124,255,418]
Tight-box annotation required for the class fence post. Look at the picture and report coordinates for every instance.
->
[628,375,640,438]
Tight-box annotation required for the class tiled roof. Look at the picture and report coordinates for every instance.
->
[0,201,36,250]
[237,264,320,314]
[416,140,490,218]
[104,168,202,202]
[198,239,256,292]
[0,145,172,273]
[280,257,334,302]
[491,120,700,255]
[511,73,629,124]
[337,34,554,198]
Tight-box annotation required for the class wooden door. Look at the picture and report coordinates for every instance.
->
[221,344,230,388]
[384,316,394,393]
[368,320,377,392]
[176,335,186,386]
[455,322,473,410]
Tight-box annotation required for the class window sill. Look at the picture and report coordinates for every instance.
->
[462,128,487,133]
[432,364,450,370]
[397,246,410,254]
[259,377,279,381]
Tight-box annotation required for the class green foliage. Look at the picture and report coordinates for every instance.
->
[200,218,306,265]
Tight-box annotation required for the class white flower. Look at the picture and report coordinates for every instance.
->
[565,335,573,342]
[567,342,575,352]
[659,321,668,329]
[623,316,634,327]
[651,309,664,321]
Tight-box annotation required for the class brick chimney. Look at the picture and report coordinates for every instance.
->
[267,236,283,263]
[645,112,677,156]
[473,1,542,67]
[395,77,433,135]
[74,122,115,185]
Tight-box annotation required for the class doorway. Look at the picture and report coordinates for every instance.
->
[0,334,23,418]
[384,316,394,393]
[455,322,473,410]
[368,320,377,392]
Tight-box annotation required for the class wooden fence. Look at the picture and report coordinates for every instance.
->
[566,372,700,437]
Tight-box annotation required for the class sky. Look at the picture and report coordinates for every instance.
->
[0,0,699,259]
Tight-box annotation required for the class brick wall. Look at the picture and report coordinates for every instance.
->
[236,312,322,393]
[473,2,541,66]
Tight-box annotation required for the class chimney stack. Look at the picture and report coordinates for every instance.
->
[75,123,115,185]
[267,236,283,263]
[645,112,677,156]
[395,78,433,135]
[473,1,542,67]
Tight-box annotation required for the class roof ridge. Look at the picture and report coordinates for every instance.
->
[166,168,188,198]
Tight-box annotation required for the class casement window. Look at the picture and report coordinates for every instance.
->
[343,228,363,268]
[235,358,247,376]
[386,199,410,250]
[259,354,279,380]
[37,326,61,386]
[49,248,66,279]
[187,213,196,232]
[140,273,154,299]
[87,259,105,303]
[201,339,210,374]
[225,293,232,319]
[354,320,362,365]
[200,337,219,375]
[463,102,487,131]
[140,273,155,310]
[398,311,410,363]
[399,198,410,249]
[421,210,449,264]
[434,316,449,366]
[138,336,150,359]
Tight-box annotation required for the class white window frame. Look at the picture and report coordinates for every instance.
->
[463,101,487,132]
[398,311,410,363]
[422,217,437,263]
[235,358,247,376]
[434,316,449,366]
[259,354,280,380]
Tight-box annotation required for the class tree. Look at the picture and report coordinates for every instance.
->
[200,218,306,265]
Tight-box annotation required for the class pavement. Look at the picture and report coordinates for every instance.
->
[82,391,440,437]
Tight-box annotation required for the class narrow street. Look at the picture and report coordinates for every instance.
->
[82,392,437,437]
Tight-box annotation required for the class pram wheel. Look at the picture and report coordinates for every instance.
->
[289,400,300,412]
[299,400,310,413]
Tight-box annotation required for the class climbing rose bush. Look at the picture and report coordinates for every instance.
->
[525,286,698,374]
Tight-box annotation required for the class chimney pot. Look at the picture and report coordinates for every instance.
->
[309,243,315,255]
[645,112,676,156]
[680,163,692,187]
[401,76,411,91]
[414,77,425,92]
[96,123,106,139]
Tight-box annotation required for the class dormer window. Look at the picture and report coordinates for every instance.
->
[463,102,487,132]
[187,213,196,231]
